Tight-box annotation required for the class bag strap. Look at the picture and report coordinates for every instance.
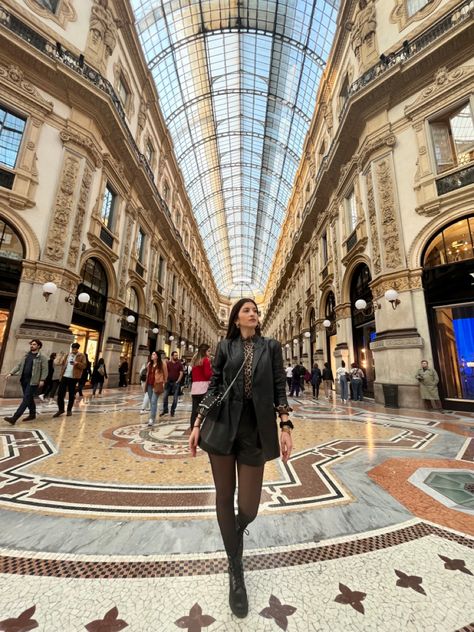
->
[220,358,246,401]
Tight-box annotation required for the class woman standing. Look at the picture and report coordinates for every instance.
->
[350,362,365,401]
[91,358,108,397]
[189,344,213,430]
[146,351,168,427]
[322,362,334,399]
[335,360,349,403]
[188,299,293,619]
[310,362,322,399]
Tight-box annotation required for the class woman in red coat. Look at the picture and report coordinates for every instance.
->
[189,344,212,429]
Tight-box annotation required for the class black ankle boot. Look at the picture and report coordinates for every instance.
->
[228,555,248,618]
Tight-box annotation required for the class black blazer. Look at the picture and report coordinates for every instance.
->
[208,336,289,461]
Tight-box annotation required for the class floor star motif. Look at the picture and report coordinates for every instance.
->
[0,605,39,631]
[174,603,216,631]
[84,607,128,631]
[259,594,297,631]
[334,583,367,614]
[439,555,473,575]
[394,570,426,595]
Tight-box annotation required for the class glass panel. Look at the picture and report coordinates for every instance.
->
[131,0,339,295]
[406,0,429,17]
[0,107,26,169]
[434,304,474,400]
[126,287,139,312]
[450,103,474,167]
[346,189,357,232]
[431,123,455,174]
[444,219,473,264]
[35,0,59,12]
[424,231,447,268]
[101,185,115,229]
[0,220,24,260]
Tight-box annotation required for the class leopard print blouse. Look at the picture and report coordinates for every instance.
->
[242,336,254,399]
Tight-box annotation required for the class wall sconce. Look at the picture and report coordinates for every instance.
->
[65,291,90,305]
[188,345,194,351]
[42,281,57,302]
[293,338,298,344]
[323,319,331,328]
[384,288,401,310]
[169,335,174,342]
[285,343,290,349]
[304,331,311,338]
[180,340,186,346]
[126,314,135,324]
[354,298,381,315]
[152,327,159,334]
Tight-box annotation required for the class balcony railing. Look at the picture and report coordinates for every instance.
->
[0,6,170,218]
[339,0,473,121]
[346,230,358,253]
[436,163,474,195]
[99,225,114,248]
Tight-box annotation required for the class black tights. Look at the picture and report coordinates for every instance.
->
[209,454,265,557]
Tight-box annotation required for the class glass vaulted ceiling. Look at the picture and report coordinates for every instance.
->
[132,0,339,298]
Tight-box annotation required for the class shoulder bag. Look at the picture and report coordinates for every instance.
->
[198,358,245,455]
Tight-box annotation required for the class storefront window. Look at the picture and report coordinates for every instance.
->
[423,217,474,268]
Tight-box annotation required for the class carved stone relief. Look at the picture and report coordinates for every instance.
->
[390,0,443,31]
[366,169,381,275]
[350,0,378,70]
[45,153,80,264]
[60,130,102,168]
[374,159,403,270]
[0,63,53,112]
[118,211,134,300]
[67,165,93,269]
[85,0,118,73]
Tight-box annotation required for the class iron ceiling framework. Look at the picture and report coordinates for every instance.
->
[132,0,339,297]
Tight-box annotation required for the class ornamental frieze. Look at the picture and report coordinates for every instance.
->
[375,159,403,270]
[371,273,422,300]
[44,154,80,264]
[405,66,473,119]
[0,63,53,112]
[60,130,102,168]
[118,213,134,300]
[67,165,93,269]
[366,170,381,274]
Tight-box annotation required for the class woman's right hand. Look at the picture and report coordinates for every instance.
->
[189,427,200,457]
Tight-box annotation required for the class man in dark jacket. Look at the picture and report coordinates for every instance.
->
[4,339,48,425]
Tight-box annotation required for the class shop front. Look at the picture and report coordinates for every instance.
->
[350,264,375,397]
[70,258,108,366]
[0,220,24,370]
[324,291,337,379]
[423,215,474,410]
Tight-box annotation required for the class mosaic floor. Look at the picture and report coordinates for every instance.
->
[0,386,473,631]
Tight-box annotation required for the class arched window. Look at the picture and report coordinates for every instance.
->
[0,220,24,261]
[75,258,108,320]
[350,264,373,328]
[126,287,139,313]
[423,216,474,268]
[324,291,336,336]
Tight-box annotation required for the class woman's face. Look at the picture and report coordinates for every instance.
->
[206,349,210,357]
[151,352,158,362]
[236,301,259,329]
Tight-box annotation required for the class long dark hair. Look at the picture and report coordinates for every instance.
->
[226,298,262,339]
[150,350,164,372]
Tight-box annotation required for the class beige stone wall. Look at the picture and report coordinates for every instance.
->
[263,0,474,408]
[0,0,221,394]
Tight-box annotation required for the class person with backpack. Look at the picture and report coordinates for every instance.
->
[290,362,303,397]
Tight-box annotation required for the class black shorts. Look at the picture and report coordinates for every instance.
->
[205,400,266,467]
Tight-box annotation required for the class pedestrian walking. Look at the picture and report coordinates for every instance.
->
[160,351,184,417]
[189,298,292,619]
[290,362,302,397]
[91,358,108,397]
[53,343,87,418]
[77,353,91,397]
[285,363,293,391]
[322,362,334,399]
[139,357,150,413]
[38,352,55,402]
[189,344,213,430]
[118,357,129,387]
[4,339,48,425]
[145,351,168,427]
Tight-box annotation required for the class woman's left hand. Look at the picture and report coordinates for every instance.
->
[280,431,293,464]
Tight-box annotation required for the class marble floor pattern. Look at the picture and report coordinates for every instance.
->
[0,386,473,631]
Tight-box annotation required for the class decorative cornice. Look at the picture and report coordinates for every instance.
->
[0,62,53,112]
[60,129,102,168]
